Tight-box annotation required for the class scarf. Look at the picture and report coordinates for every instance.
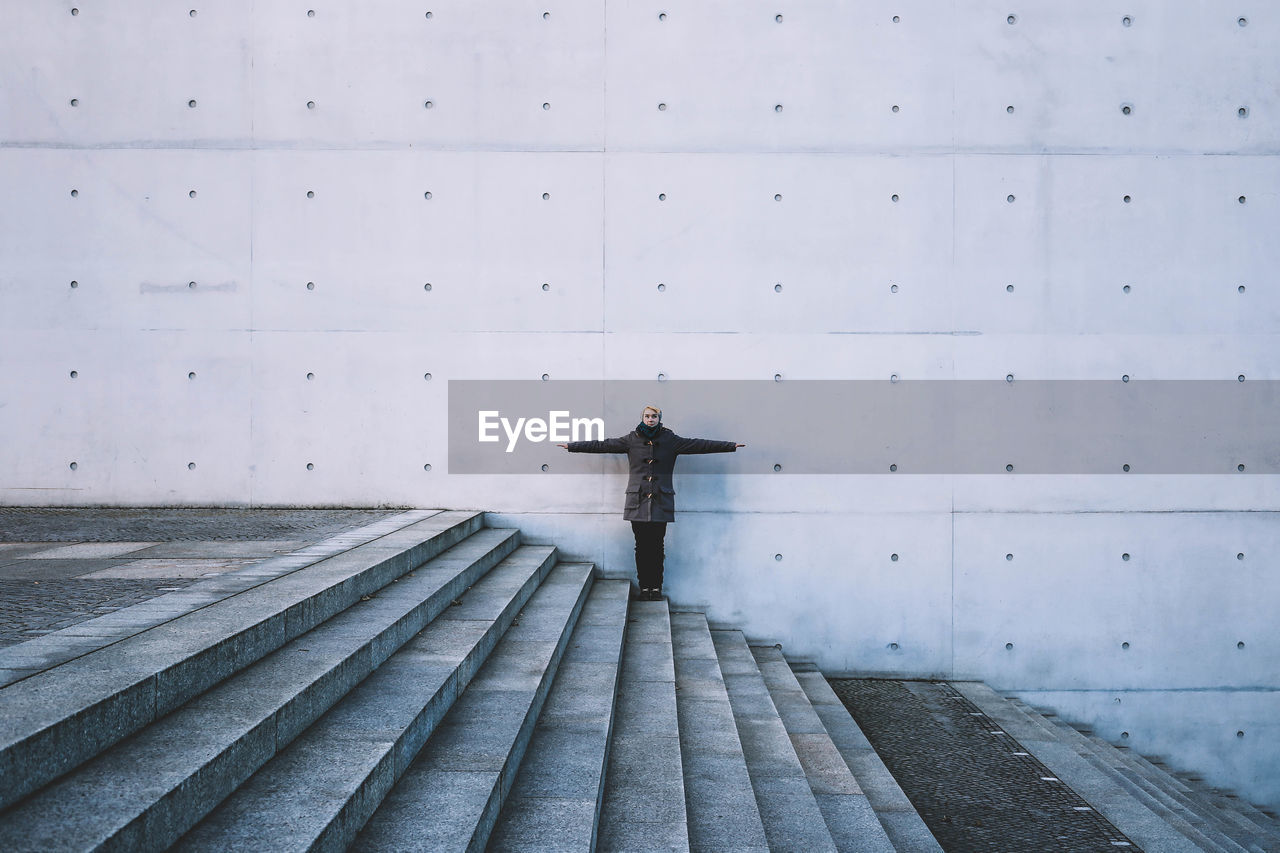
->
[636,421,662,439]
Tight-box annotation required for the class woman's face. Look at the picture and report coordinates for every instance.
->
[643,409,660,426]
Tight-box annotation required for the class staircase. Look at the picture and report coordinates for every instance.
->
[0,509,1275,852]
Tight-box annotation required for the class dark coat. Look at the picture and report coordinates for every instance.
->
[567,427,737,522]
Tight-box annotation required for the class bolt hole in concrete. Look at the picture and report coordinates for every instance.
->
[306,190,314,198]
[189,9,197,17]
[424,373,432,380]
[1006,553,1014,560]
[891,553,899,561]
[188,372,196,380]
[542,102,551,110]
[1006,284,1014,292]
[541,373,549,381]
[890,283,899,292]
[70,370,78,379]
[890,463,898,471]
[1238,641,1245,649]
[423,463,432,471]
[1238,106,1249,118]
[70,462,78,470]
[188,99,197,108]
[889,642,900,650]
[657,282,665,291]
[658,192,666,200]
[188,462,196,470]
[1238,730,1245,738]
[307,281,315,290]
[1237,552,1245,560]
[1121,103,1132,115]
[1123,284,1131,293]
[893,15,900,23]
[1007,194,1016,203]
[541,464,549,472]
[306,101,315,110]
[1238,463,1246,472]
[189,190,197,198]
[1123,194,1131,203]
[1123,463,1131,471]
[1122,15,1132,26]
[70,98,79,106]
[774,283,782,292]
[1122,642,1130,650]
[773,463,782,472]
[1006,463,1014,472]
[776,14,782,23]
[543,11,549,20]
[1238,195,1247,204]
[891,193,899,202]
[1007,13,1016,24]
[70,189,79,197]
[542,192,550,200]
[1006,642,1014,650]
[892,104,900,112]
[657,373,667,381]
[424,191,433,199]
[774,104,783,112]
[424,100,434,109]
[188,281,197,289]
[658,102,667,111]
[1007,105,1015,113]
[70,280,79,288]
[306,463,314,471]
[774,553,782,561]
[1122,553,1130,561]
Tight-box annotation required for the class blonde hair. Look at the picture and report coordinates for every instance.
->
[642,405,662,418]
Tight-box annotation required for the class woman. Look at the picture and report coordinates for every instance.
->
[559,406,743,600]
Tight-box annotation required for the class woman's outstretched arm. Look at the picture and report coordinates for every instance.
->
[671,435,743,454]
[559,437,630,453]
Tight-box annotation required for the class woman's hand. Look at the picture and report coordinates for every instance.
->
[735,443,746,448]
[556,444,568,449]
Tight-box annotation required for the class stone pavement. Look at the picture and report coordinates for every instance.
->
[0,509,398,649]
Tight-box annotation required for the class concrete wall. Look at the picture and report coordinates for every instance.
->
[2,2,1278,806]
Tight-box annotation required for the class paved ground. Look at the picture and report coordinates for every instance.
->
[0,509,398,648]
[830,679,1140,853]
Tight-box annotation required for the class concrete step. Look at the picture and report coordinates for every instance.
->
[1032,710,1257,853]
[671,613,769,853]
[173,543,556,852]
[1004,697,1250,853]
[351,561,596,853]
[1047,715,1246,853]
[0,509,484,810]
[597,599,690,853]
[0,526,520,852]
[793,673,942,853]
[487,579,631,852]
[1086,736,1279,853]
[953,682,1214,853]
[1127,750,1280,849]
[712,630,838,853]
[751,647,895,853]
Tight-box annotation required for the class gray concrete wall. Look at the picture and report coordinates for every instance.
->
[2,2,1278,807]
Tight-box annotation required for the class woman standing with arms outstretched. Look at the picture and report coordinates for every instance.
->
[559,406,744,600]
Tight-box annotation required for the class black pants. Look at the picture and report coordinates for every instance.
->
[630,521,667,590]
